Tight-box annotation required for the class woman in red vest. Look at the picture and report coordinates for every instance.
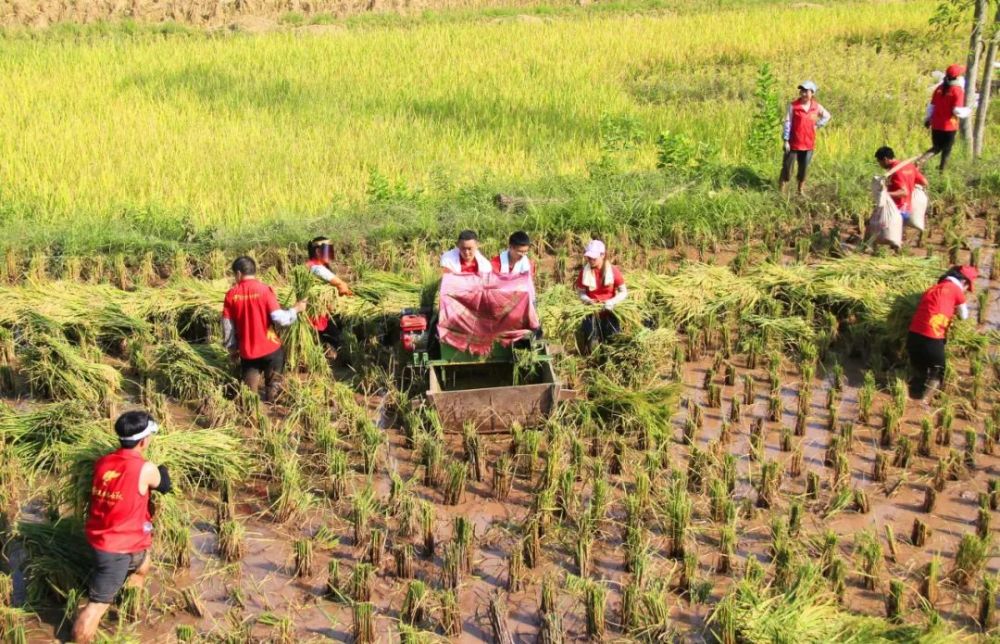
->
[780,80,831,196]
[907,265,977,402]
[73,410,172,644]
[918,64,969,172]
[306,236,353,347]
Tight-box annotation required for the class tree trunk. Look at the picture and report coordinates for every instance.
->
[973,5,1000,157]
[963,0,989,150]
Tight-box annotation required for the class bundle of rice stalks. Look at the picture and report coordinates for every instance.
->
[152,340,234,402]
[93,304,154,352]
[631,264,764,329]
[17,517,93,605]
[0,402,99,475]
[60,423,249,511]
[281,267,327,375]
[588,328,676,389]
[581,373,679,438]
[18,333,120,409]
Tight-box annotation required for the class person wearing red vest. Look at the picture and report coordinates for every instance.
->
[918,64,969,172]
[490,230,536,278]
[305,237,353,347]
[780,80,831,196]
[72,410,172,644]
[875,146,928,222]
[907,265,977,402]
[222,256,306,402]
[575,239,627,352]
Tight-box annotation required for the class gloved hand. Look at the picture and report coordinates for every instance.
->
[783,141,791,153]
[155,464,173,494]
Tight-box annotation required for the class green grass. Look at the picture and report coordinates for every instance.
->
[0,0,992,254]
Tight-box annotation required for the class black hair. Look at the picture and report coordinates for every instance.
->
[115,410,153,448]
[508,231,531,247]
[307,236,331,260]
[940,266,968,285]
[231,256,256,276]
[457,230,478,243]
[874,146,895,161]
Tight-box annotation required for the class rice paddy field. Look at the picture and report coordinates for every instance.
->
[4,0,1000,642]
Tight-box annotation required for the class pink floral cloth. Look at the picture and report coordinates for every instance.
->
[437,272,539,356]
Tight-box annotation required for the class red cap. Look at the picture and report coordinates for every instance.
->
[946,64,966,78]
[959,265,978,290]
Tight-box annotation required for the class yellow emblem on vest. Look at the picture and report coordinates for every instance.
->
[102,470,122,485]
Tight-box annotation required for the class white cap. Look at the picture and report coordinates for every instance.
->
[584,239,606,259]
[798,80,818,93]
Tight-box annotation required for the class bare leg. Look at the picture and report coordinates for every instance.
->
[125,552,152,589]
[243,369,261,397]
[797,180,806,195]
[72,602,111,644]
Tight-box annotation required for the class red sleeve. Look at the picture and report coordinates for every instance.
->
[574,270,584,291]
[490,256,501,273]
[222,293,233,320]
[263,286,280,313]
[914,167,928,187]
[613,266,625,288]
[953,85,965,109]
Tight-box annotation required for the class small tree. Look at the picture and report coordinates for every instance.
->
[745,63,782,162]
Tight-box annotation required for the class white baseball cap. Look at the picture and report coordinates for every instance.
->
[584,240,606,259]
[798,80,818,93]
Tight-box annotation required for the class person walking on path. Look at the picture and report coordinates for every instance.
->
[907,265,977,402]
[917,64,970,172]
[779,80,831,196]
[875,146,928,225]
[72,411,172,644]
[222,256,306,402]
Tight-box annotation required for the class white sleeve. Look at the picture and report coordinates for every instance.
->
[577,289,593,304]
[270,308,298,327]
[310,264,336,282]
[925,104,934,121]
[958,303,969,321]
[604,285,628,308]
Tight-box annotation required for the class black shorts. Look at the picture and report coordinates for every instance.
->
[930,129,957,155]
[88,548,147,604]
[780,150,814,182]
[240,347,285,379]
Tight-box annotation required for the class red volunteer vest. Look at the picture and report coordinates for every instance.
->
[909,279,966,340]
[222,279,283,359]
[85,449,153,553]
[305,259,330,332]
[930,84,964,132]
[788,100,823,151]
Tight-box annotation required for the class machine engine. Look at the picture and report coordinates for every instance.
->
[399,309,431,354]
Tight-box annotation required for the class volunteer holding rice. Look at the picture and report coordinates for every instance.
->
[575,239,627,350]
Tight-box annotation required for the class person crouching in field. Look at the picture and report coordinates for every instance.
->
[305,236,353,350]
[72,411,171,644]
[875,146,928,227]
[918,64,969,172]
[907,265,977,402]
[780,80,831,196]
[576,239,627,352]
[222,256,306,402]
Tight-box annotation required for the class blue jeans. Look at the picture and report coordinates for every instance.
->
[581,311,621,345]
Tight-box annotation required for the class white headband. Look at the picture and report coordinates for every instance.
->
[126,419,159,442]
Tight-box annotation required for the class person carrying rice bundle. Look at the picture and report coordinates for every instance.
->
[222,256,306,402]
[440,229,493,275]
[917,64,970,172]
[575,239,627,351]
[875,146,928,227]
[907,265,977,402]
[73,411,172,644]
[305,236,353,347]
[779,80,831,196]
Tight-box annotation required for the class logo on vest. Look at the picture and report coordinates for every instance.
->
[102,470,122,484]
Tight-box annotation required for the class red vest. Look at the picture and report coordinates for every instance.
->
[305,259,330,332]
[788,100,823,151]
[85,449,153,553]
[930,84,964,132]
[222,279,283,359]
[909,279,966,340]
